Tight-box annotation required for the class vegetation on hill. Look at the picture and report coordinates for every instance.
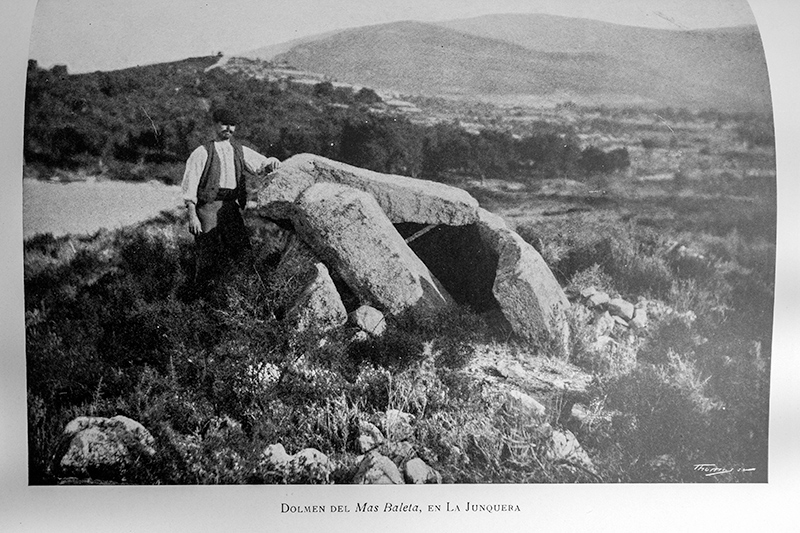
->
[24,57,630,183]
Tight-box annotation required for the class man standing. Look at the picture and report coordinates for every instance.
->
[181,107,280,294]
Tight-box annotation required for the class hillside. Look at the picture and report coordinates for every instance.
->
[245,16,770,112]
[438,14,771,112]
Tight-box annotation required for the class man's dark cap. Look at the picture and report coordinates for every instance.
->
[212,107,240,125]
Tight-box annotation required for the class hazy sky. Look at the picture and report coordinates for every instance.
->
[28,0,758,73]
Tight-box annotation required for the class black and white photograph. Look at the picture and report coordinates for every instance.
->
[2,0,799,530]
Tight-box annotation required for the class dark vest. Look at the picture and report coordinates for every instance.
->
[196,140,248,207]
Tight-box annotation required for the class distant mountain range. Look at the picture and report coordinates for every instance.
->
[241,14,771,113]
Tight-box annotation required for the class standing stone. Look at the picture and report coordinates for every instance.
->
[276,235,347,332]
[293,183,453,315]
[476,208,569,347]
[258,153,480,225]
[288,262,348,333]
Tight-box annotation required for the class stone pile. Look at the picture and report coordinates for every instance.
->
[257,153,570,347]
[578,286,648,332]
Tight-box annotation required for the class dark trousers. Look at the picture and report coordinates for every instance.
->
[193,199,251,292]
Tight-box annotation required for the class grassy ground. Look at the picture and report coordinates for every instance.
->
[24,159,773,483]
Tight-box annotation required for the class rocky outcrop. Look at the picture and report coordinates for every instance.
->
[476,208,569,346]
[293,183,453,315]
[258,153,480,225]
[56,415,156,480]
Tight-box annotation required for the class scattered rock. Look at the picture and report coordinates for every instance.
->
[613,315,629,328]
[579,286,598,299]
[293,183,453,316]
[476,208,569,347]
[258,153,480,225]
[502,389,547,418]
[587,291,610,308]
[378,440,416,466]
[495,359,526,380]
[290,448,330,475]
[592,310,615,336]
[630,307,649,330]
[262,444,331,481]
[353,451,405,484]
[262,443,293,470]
[547,429,595,471]
[349,305,387,336]
[608,298,635,321]
[357,421,385,454]
[403,458,442,484]
[57,415,156,480]
[351,330,369,343]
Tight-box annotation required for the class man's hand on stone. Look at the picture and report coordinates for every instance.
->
[264,158,281,173]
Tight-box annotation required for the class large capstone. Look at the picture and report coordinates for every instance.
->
[258,153,480,225]
[292,182,453,316]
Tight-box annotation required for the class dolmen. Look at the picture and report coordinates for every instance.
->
[256,153,569,348]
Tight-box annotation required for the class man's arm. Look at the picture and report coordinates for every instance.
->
[181,146,208,234]
[242,146,281,174]
[186,201,202,235]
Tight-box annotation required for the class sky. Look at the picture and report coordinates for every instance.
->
[27,0,758,73]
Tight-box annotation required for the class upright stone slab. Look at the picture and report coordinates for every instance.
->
[275,235,347,332]
[257,153,480,225]
[293,182,452,315]
[476,208,569,348]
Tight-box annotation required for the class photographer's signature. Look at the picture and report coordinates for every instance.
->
[693,463,756,477]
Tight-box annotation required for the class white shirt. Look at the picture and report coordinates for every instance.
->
[181,140,275,204]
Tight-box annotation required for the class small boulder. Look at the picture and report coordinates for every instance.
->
[608,298,635,321]
[349,305,387,336]
[262,443,293,470]
[57,415,156,480]
[353,451,405,484]
[378,440,417,466]
[630,307,649,330]
[547,429,595,471]
[579,286,598,299]
[357,421,385,454]
[587,291,610,308]
[495,359,526,380]
[403,458,442,484]
[502,389,547,418]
